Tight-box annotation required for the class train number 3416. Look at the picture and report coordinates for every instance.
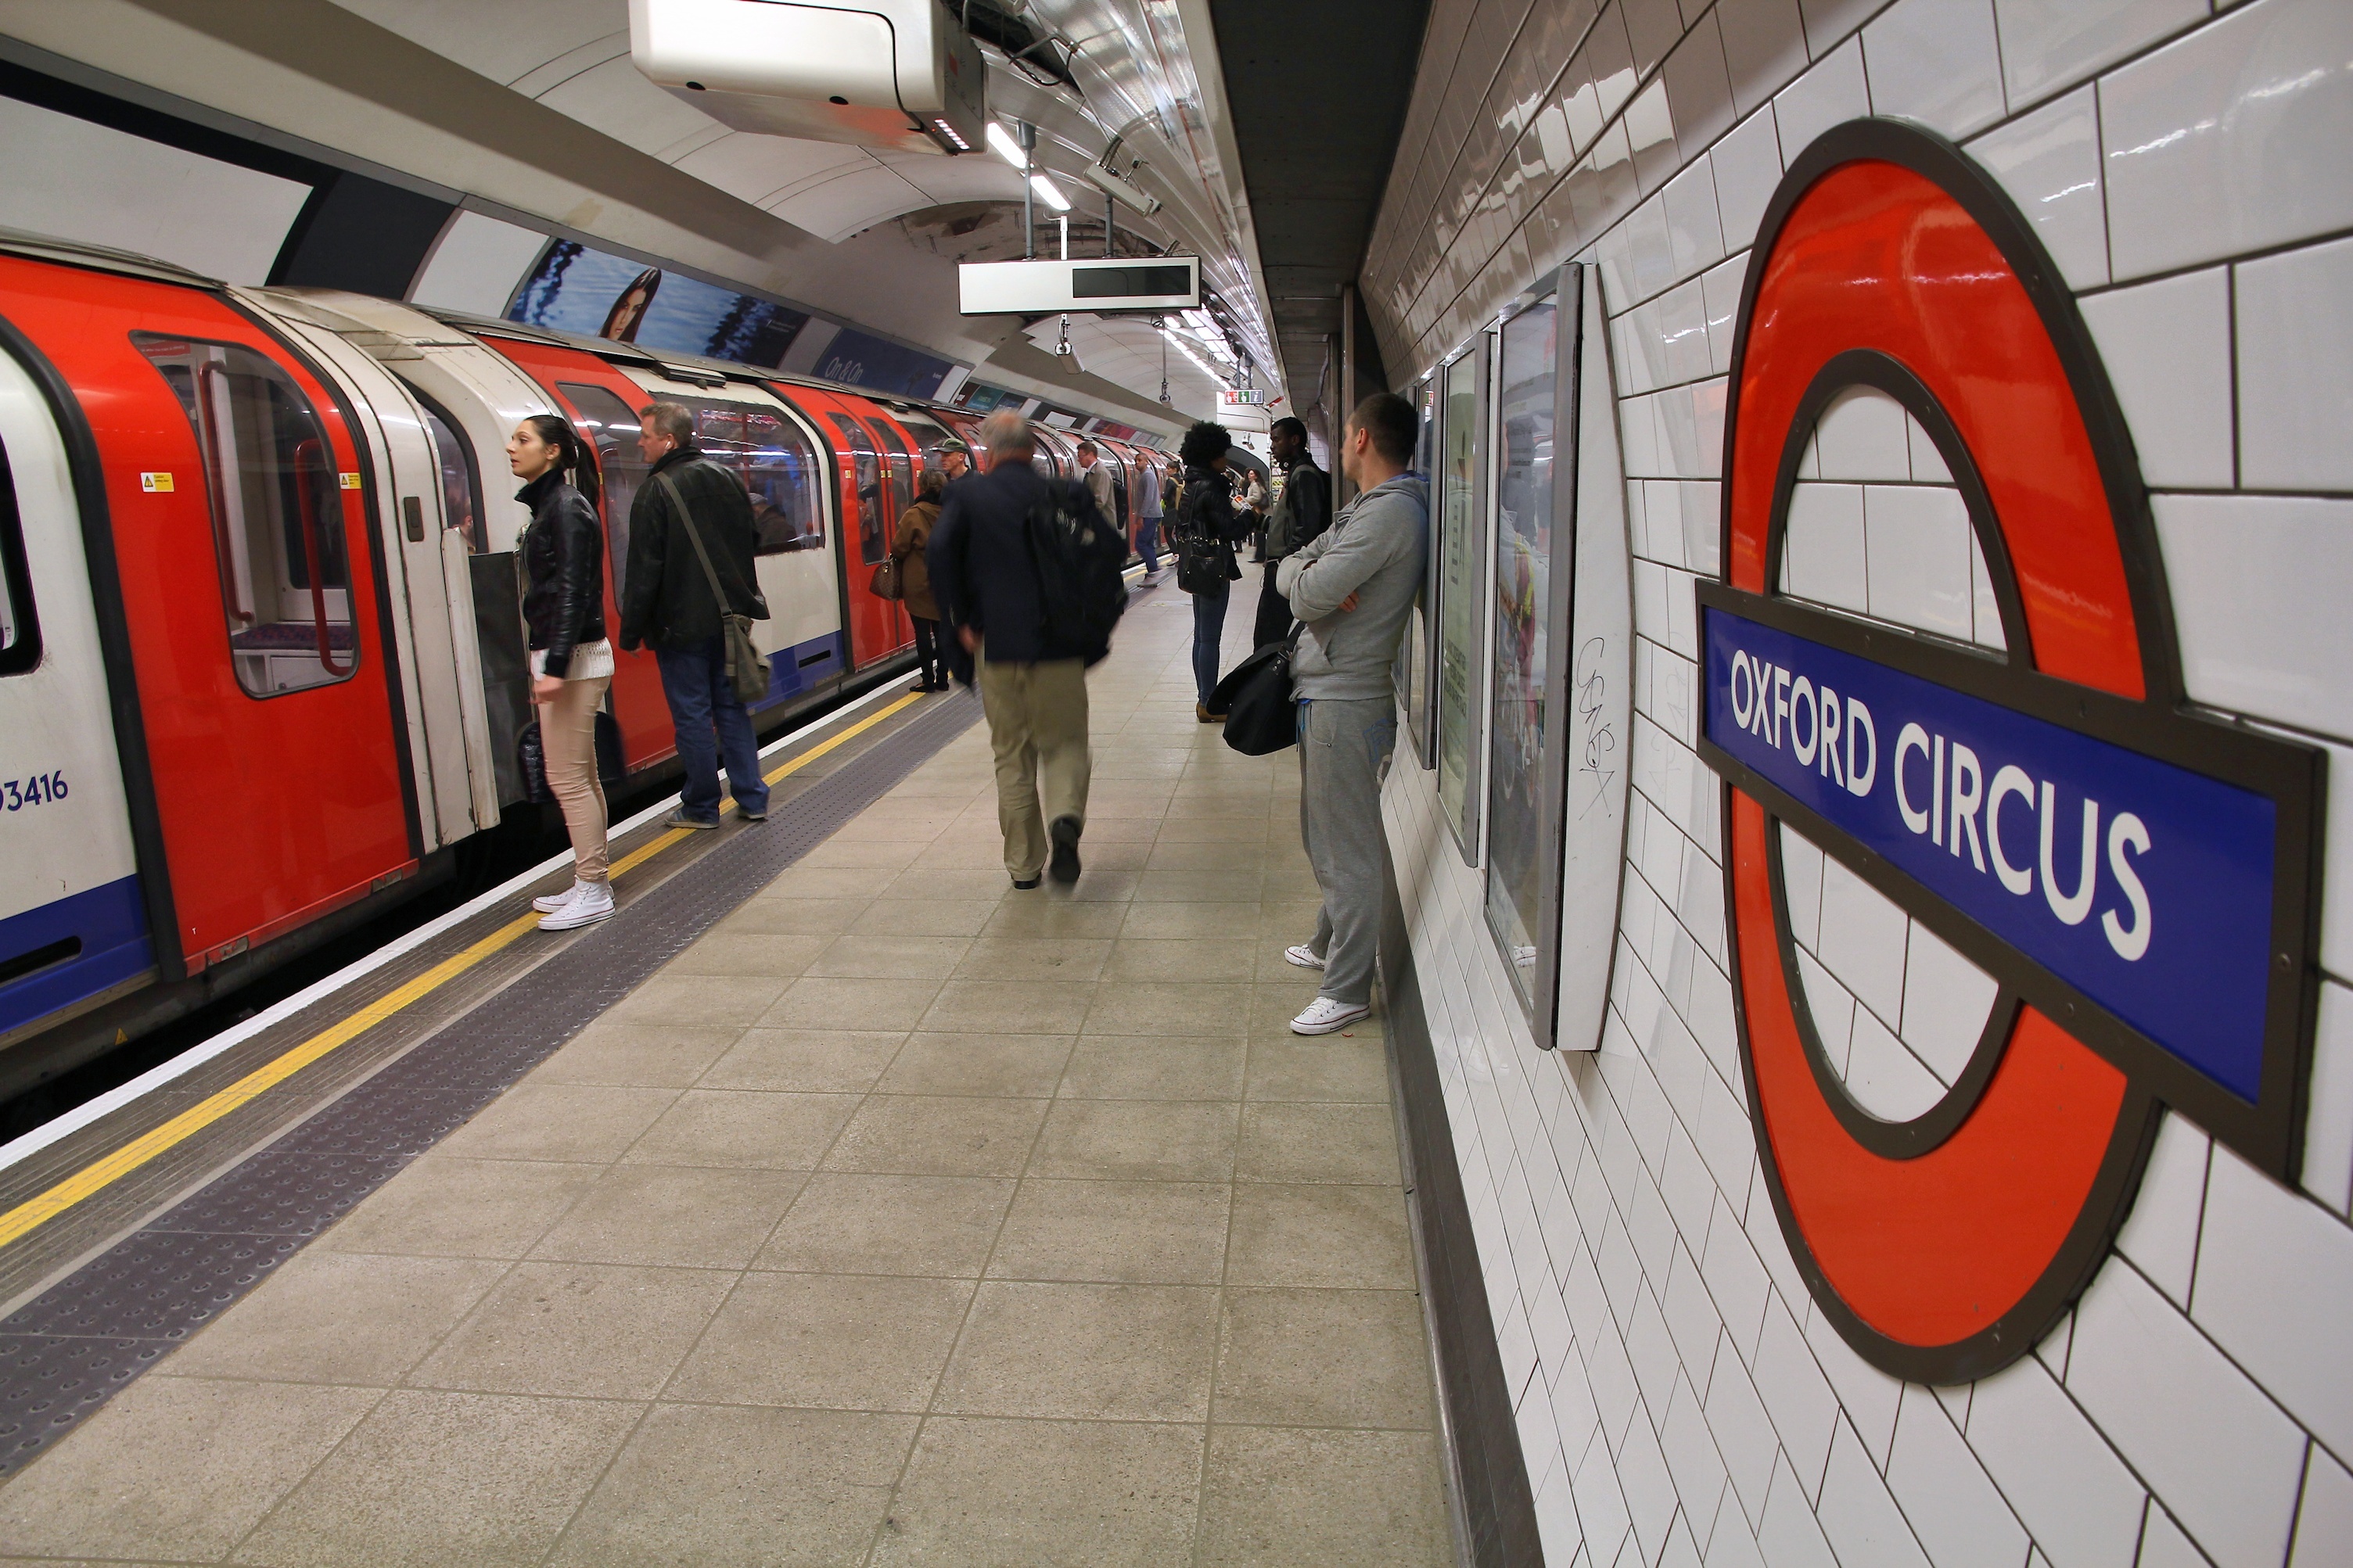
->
[2,772,69,811]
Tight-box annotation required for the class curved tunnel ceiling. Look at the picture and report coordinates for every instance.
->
[322,0,1289,406]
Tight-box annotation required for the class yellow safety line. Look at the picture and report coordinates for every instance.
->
[0,690,926,1250]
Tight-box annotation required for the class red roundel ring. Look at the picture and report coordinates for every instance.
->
[1707,120,2322,1383]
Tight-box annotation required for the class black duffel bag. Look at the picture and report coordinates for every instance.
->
[519,710,626,802]
[1209,625,1301,755]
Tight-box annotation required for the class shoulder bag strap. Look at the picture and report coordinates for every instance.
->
[656,468,745,615]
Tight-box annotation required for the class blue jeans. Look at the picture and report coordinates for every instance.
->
[1135,516,1161,573]
[656,635,770,821]
[1191,581,1230,704]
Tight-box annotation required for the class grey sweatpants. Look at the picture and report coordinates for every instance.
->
[1296,695,1396,1006]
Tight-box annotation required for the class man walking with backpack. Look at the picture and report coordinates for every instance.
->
[929,410,1126,888]
[1252,415,1331,650]
[1276,393,1428,1035]
[618,401,772,829]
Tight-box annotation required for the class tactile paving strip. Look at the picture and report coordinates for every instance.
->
[0,687,983,1473]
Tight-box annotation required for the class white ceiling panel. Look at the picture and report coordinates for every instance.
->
[673,131,872,208]
[768,165,936,244]
[329,0,621,88]
[533,53,717,152]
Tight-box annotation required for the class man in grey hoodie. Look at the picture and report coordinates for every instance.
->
[1274,393,1429,1034]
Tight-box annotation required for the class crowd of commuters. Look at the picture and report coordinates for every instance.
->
[514,390,1428,1039]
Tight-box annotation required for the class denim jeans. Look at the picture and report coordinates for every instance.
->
[656,634,770,822]
[1190,580,1230,704]
[1135,516,1161,573]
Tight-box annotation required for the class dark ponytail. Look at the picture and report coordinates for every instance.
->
[522,413,600,493]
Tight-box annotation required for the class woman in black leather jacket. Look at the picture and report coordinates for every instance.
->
[509,414,616,931]
[1173,421,1252,721]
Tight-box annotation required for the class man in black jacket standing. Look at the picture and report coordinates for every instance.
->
[618,402,771,828]
[1252,416,1331,650]
[928,410,1115,888]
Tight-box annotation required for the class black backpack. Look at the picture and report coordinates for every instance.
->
[1025,479,1129,662]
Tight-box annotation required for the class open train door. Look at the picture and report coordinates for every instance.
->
[0,255,417,976]
[248,289,504,846]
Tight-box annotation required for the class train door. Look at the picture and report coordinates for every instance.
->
[615,372,844,705]
[0,332,152,1043]
[246,291,499,845]
[779,387,906,671]
[0,258,414,974]
[864,414,916,648]
[472,338,674,770]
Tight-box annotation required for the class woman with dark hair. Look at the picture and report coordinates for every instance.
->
[508,413,616,931]
[893,465,949,691]
[600,267,661,343]
[1174,420,1251,721]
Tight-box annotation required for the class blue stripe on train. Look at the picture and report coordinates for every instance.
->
[747,631,850,713]
[0,877,154,1037]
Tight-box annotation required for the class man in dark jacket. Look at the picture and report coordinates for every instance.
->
[1252,415,1331,650]
[928,410,1115,888]
[618,402,771,828]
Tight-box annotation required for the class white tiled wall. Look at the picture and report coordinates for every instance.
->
[1367,0,2353,1563]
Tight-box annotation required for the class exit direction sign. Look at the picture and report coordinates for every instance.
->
[1220,389,1266,406]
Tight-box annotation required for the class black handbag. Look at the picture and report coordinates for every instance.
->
[519,710,626,802]
[1208,625,1301,755]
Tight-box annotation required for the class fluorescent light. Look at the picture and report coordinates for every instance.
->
[1029,172,1070,211]
[986,121,1026,167]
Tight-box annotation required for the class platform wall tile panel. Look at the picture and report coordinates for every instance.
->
[1367,0,2353,1564]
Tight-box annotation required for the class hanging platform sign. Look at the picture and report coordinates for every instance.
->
[1697,118,2324,1386]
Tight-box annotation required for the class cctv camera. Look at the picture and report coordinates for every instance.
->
[1083,160,1162,217]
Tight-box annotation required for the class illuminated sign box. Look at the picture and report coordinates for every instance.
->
[958,258,1201,315]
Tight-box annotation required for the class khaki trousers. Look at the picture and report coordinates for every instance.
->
[540,674,612,884]
[975,652,1090,880]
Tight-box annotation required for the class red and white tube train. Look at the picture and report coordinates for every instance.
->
[0,230,1173,1089]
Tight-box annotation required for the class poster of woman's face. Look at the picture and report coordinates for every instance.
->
[600,267,662,343]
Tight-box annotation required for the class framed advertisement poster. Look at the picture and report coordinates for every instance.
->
[1400,375,1439,768]
[1435,341,1489,863]
[1483,271,1576,1038]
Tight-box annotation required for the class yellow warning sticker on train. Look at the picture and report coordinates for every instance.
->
[139,472,173,492]
[339,472,361,490]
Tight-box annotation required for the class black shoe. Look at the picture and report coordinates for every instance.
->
[1011,876,1042,890]
[1048,816,1083,885]
[738,806,768,822]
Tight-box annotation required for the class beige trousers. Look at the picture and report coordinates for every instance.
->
[975,651,1090,880]
[541,674,612,884]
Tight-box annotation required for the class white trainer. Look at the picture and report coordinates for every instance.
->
[533,880,589,913]
[1283,944,1326,969]
[538,881,614,931]
[1290,996,1371,1035]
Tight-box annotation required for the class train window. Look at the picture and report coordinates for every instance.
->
[692,400,824,557]
[410,391,485,554]
[893,412,957,479]
[865,418,914,531]
[826,414,888,565]
[555,382,647,604]
[135,334,358,698]
[0,434,37,676]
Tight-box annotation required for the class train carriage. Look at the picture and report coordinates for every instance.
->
[0,235,1065,1091]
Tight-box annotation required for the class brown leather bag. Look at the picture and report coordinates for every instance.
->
[870,557,903,600]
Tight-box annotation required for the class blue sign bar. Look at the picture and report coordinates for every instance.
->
[1703,606,2276,1101]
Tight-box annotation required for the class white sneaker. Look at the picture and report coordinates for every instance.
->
[1290,996,1371,1035]
[533,880,590,913]
[538,881,614,931]
[1283,944,1326,969]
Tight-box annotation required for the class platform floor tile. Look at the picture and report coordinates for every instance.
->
[0,573,1453,1566]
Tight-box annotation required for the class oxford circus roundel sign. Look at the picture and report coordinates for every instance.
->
[1697,120,2325,1384]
